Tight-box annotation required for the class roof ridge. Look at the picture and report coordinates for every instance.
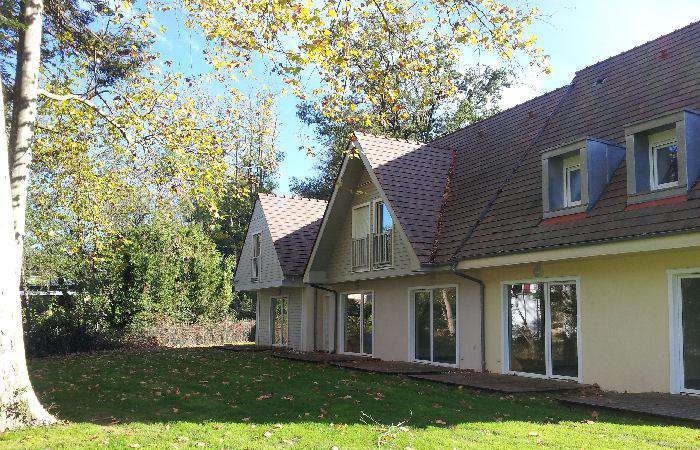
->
[574,20,700,75]
[430,84,572,145]
[260,192,328,203]
[354,130,454,151]
[430,147,458,262]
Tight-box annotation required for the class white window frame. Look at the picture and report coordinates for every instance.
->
[500,277,583,383]
[270,296,289,347]
[649,137,680,191]
[563,163,582,208]
[407,284,460,368]
[351,202,371,273]
[251,231,262,282]
[371,199,394,269]
[668,268,700,395]
[338,290,374,356]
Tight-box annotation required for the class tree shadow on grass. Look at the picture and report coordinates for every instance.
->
[26,348,694,430]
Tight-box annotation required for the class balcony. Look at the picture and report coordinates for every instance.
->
[372,231,392,268]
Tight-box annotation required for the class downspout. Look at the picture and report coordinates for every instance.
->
[310,283,339,353]
[449,263,486,372]
[313,288,318,351]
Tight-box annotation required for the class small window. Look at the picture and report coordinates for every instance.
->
[375,202,393,233]
[372,201,393,267]
[563,156,582,207]
[649,129,679,190]
[251,232,261,281]
[351,204,370,271]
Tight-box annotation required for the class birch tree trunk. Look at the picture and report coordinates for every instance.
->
[0,0,56,432]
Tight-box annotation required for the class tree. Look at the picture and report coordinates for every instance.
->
[291,64,510,199]
[1,0,56,431]
[2,0,547,430]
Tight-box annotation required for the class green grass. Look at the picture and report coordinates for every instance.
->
[1,348,698,449]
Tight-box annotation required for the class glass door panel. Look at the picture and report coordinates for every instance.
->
[414,291,431,361]
[549,283,578,378]
[344,294,362,353]
[508,283,546,375]
[681,277,700,391]
[271,297,288,346]
[433,288,457,364]
[362,293,373,355]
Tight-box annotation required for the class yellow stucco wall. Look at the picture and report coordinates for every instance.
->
[475,246,700,393]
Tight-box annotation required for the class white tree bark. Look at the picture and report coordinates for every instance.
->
[0,0,56,431]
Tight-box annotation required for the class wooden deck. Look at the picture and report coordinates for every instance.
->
[557,392,700,423]
[410,371,583,393]
[272,351,370,363]
[332,359,445,374]
[212,344,271,352]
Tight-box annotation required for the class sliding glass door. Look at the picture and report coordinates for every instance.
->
[412,287,457,365]
[678,274,700,393]
[271,297,288,346]
[506,281,579,380]
[342,292,373,355]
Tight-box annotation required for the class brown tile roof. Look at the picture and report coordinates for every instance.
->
[353,20,700,264]
[442,20,700,261]
[353,132,454,262]
[258,193,327,276]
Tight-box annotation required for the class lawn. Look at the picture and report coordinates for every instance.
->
[1,348,698,449]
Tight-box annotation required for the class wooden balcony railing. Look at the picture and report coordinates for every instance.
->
[372,231,392,267]
[351,236,369,271]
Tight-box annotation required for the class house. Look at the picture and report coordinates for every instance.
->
[233,193,326,351]
[236,21,700,394]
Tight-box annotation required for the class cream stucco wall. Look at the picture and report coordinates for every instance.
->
[474,245,700,393]
[328,272,482,369]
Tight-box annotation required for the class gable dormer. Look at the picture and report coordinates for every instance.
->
[234,200,284,291]
[541,138,625,218]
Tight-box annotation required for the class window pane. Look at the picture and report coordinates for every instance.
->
[508,284,546,375]
[362,293,373,354]
[656,144,679,185]
[378,203,393,232]
[568,168,581,203]
[344,294,362,353]
[433,287,457,364]
[550,284,578,377]
[352,205,369,238]
[272,298,287,346]
[681,277,700,391]
[414,291,431,361]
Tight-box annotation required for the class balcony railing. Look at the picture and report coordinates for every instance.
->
[351,236,369,271]
[372,231,392,267]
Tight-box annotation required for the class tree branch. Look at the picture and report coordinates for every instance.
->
[37,89,132,145]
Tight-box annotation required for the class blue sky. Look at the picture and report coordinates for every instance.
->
[151,0,700,195]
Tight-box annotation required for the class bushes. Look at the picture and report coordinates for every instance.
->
[24,219,242,356]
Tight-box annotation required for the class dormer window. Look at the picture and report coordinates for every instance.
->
[251,232,261,281]
[648,129,679,190]
[625,109,700,205]
[542,138,624,219]
[563,155,582,208]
